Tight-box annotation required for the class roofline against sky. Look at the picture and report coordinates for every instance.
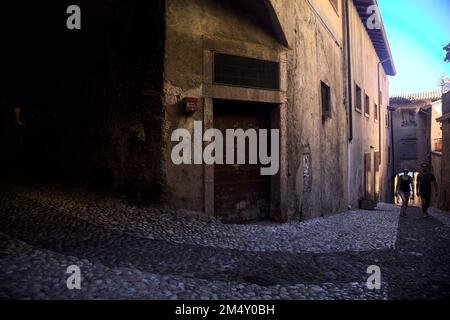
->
[353,0,397,76]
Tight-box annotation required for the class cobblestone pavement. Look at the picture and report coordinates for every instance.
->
[1,184,450,300]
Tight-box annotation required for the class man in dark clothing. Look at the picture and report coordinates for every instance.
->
[417,162,438,218]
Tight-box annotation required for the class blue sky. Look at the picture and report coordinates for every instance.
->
[378,0,450,95]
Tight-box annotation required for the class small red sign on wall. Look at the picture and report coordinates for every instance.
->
[184,97,199,113]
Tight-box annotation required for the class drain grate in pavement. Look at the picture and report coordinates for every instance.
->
[242,275,278,287]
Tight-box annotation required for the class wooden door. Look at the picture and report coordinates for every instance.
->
[213,100,272,223]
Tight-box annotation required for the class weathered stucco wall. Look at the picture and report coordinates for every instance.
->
[163,0,392,219]
[431,100,444,208]
[163,0,282,211]
[440,92,450,210]
[163,0,350,219]
[275,0,392,210]
[281,0,348,220]
[347,0,391,207]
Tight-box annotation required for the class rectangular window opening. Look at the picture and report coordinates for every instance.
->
[374,103,378,121]
[365,93,370,117]
[321,81,332,121]
[355,83,362,112]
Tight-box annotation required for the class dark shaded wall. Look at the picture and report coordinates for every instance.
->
[441,92,450,210]
[0,1,166,200]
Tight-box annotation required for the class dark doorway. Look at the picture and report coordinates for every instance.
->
[213,100,274,223]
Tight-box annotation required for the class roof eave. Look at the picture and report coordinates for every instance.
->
[379,21,397,76]
[231,0,288,48]
[353,0,396,76]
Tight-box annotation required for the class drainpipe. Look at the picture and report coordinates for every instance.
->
[389,105,396,202]
[345,0,353,142]
[344,0,353,209]
[377,58,391,166]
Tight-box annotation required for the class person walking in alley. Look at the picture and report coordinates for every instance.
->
[417,163,438,218]
[395,168,414,217]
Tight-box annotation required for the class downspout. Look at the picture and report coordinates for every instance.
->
[342,0,353,209]
[389,105,396,202]
[377,58,391,166]
[344,0,353,209]
[345,0,353,142]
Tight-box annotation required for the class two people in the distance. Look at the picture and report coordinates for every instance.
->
[395,162,439,218]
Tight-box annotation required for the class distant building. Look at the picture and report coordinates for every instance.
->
[389,89,448,205]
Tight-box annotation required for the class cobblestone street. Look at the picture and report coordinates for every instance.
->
[1,184,450,300]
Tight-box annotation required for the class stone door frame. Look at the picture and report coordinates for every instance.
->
[200,36,288,222]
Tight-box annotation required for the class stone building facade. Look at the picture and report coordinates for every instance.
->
[430,99,443,208]
[437,91,450,210]
[162,0,395,221]
[1,0,395,222]
[344,0,394,207]
[389,90,447,205]
[389,92,440,175]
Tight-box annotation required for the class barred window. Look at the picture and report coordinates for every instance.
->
[214,53,280,90]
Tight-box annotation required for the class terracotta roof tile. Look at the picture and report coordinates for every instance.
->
[390,89,449,103]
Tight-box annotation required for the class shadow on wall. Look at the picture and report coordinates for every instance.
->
[0,0,166,202]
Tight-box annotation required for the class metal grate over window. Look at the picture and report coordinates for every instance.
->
[214,53,280,90]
